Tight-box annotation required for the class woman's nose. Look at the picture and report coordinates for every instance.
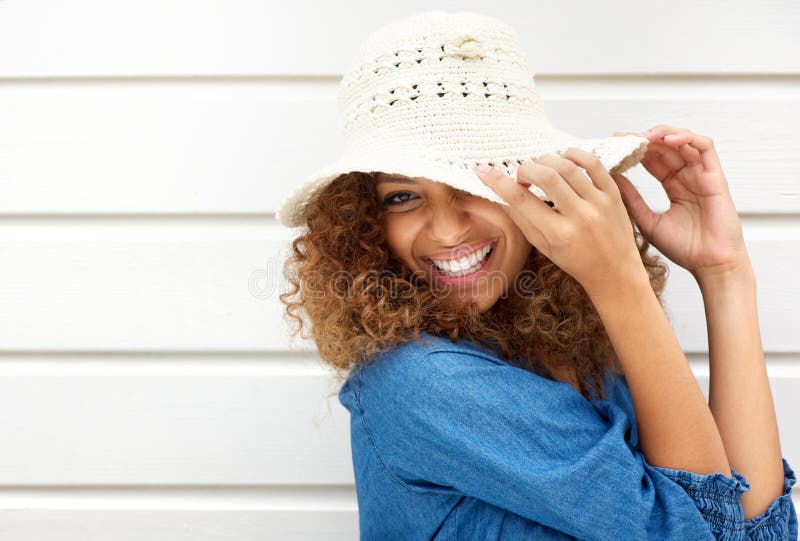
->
[428,200,471,243]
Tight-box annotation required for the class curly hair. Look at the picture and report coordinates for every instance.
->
[279,171,669,402]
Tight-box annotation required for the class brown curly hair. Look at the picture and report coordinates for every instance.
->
[280,171,669,401]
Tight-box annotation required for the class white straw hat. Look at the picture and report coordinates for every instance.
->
[276,9,649,228]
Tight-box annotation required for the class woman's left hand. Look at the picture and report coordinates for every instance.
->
[611,125,752,281]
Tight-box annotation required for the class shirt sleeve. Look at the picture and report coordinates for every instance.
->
[647,458,797,541]
[743,458,796,540]
[740,458,797,541]
[354,343,753,541]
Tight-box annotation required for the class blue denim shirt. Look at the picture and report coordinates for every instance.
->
[338,332,797,540]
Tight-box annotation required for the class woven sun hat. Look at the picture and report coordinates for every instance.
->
[275,9,649,228]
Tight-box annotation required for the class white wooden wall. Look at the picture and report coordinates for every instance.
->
[1,1,798,539]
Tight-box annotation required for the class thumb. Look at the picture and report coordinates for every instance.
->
[611,172,658,238]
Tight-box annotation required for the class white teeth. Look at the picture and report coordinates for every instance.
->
[432,243,493,276]
[442,258,482,277]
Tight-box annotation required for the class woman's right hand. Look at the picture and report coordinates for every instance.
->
[476,147,649,297]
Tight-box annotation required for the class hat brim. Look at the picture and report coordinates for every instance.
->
[275,134,648,228]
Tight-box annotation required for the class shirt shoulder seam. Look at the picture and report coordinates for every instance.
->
[424,345,509,366]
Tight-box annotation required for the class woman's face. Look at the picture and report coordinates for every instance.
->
[374,172,534,312]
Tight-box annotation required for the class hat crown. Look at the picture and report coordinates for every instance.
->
[342,10,528,83]
[336,11,551,164]
[274,10,648,228]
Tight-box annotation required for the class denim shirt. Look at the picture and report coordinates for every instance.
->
[338,332,798,540]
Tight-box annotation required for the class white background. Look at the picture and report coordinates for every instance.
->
[0,0,798,539]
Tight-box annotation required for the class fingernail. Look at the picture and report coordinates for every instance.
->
[477,163,492,174]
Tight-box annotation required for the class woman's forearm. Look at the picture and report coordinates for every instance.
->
[586,269,731,476]
[697,263,785,520]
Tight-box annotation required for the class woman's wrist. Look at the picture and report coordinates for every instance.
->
[583,261,654,310]
[693,256,755,293]
[694,261,756,299]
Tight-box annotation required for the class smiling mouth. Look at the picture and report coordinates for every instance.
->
[424,239,497,277]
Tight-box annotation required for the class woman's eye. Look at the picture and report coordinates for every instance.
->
[383,192,418,206]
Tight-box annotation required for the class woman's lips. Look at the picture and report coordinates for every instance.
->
[427,239,499,288]
[422,238,497,264]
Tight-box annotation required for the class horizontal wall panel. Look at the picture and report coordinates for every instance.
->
[0,365,795,486]
[0,221,798,351]
[0,371,352,485]
[661,237,800,352]
[1,80,799,214]
[0,510,357,541]
[0,226,296,351]
[0,1,798,76]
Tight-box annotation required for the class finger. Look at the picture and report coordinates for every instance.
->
[648,126,702,163]
[518,156,590,216]
[532,152,598,202]
[475,163,564,232]
[640,152,674,183]
[619,127,698,183]
[638,152,700,203]
[661,132,721,172]
[663,137,702,166]
[665,139,703,167]
[639,139,695,184]
[476,164,557,250]
[646,125,721,172]
[643,138,687,171]
[560,146,617,195]
[611,173,660,239]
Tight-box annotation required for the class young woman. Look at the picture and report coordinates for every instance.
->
[277,10,796,541]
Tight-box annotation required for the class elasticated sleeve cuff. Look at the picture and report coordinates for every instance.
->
[646,461,750,539]
[648,458,798,541]
[743,458,797,541]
